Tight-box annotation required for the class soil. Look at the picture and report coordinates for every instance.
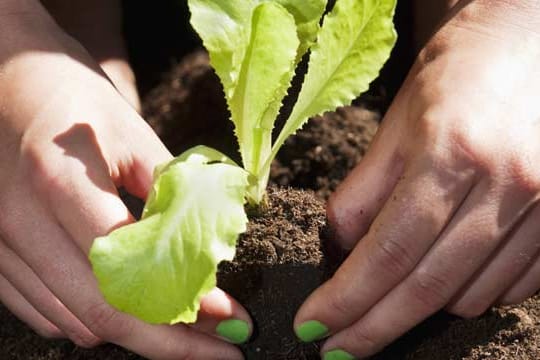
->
[2,7,540,359]
[270,107,379,200]
[218,186,335,360]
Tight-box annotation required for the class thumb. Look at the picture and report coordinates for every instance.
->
[119,119,174,201]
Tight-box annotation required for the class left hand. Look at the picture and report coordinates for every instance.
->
[294,1,540,358]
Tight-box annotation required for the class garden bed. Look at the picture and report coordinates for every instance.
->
[1,52,540,360]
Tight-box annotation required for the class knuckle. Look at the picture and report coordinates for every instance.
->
[499,292,530,306]
[325,192,364,249]
[411,112,446,150]
[507,153,540,194]
[69,331,102,349]
[446,118,494,173]
[409,269,451,311]
[161,327,193,359]
[446,301,488,319]
[348,323,379,354]
[20,143,64,194]
[369,237,415,281]
[35,325,64,340]
[82,302,123,341]
[326,287,353,319]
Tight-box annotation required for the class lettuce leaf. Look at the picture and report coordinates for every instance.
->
[228,2,299,203]
[187,0,326,100]
[187,0,253,100]
[260,0,397,179]
[89,147,248,324]
[273,0,326,61]
[188,0,326,203]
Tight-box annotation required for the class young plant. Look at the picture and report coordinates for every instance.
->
[89,0,397,325]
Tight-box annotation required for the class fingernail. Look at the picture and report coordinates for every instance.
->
[216,319,250,344]
[295,320,329,342]
[323,349,356,360]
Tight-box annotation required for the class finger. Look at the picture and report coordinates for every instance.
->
[0,237,100,347]
[49,128,252,343]
[448,203,540,315]
[327,109,404,250]
[100,58,141,112]
[2,198,244,360]
[48,124,135,253]
[321,179,531,358]
[500,254,540,305]
[0,274,64,339]
[191,288,253,344]
[119,118,174,200]
[295,157,475,341]
[42,0,141,111]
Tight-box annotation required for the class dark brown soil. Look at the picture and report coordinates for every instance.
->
[218,187,333,359]
[143,51,237,160]
[271,107,379,200]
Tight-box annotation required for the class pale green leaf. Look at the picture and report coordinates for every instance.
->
[228,2,299,202]
[187,0,255,99]
[273,0,327,59]
[263,0,397,178]
[89,147,248,324]
[187,0,325,101]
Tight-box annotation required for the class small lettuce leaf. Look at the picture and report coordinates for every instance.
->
[187,0,254,100]
[229,2,299,202]
[273,0,327,60]
[187,0,324,100]
[262,0,397,179]
[89,147,248,324]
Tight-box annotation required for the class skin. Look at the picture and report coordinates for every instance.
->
[413,0,460,50]
[0,0,250,359]
[295,0,540,358]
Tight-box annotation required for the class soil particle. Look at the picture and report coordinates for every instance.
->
[270,106,379,200]
[218,186,335,360]
[376,297,540,360]
[143,51,237,160]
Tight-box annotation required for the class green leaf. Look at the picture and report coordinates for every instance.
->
[187,0,255,100]
[89,147,248,324]
[187,0,325,101]
[262,0,397,179]
[188,0,328,204]
[273,0,327,60]
[228,2,299,203]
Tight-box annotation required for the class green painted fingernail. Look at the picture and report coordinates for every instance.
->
[216,319,250,344]
[323,349,356,360]
[295,320,329,342]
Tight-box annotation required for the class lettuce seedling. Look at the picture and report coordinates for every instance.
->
[90,0,397,325]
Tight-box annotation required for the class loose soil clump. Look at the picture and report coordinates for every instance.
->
[218,186,334,359]
[270,107,378,200]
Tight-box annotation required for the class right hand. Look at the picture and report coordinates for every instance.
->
[0,2,250,359]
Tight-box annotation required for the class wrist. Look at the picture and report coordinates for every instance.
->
[0,0,43,17]
[452,0,540,38]
[0,1,73,64]
[422,0,540,57]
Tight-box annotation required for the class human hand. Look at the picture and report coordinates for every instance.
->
[40,0,141,111]
[294,1,540,358]
[0,2,250,359]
